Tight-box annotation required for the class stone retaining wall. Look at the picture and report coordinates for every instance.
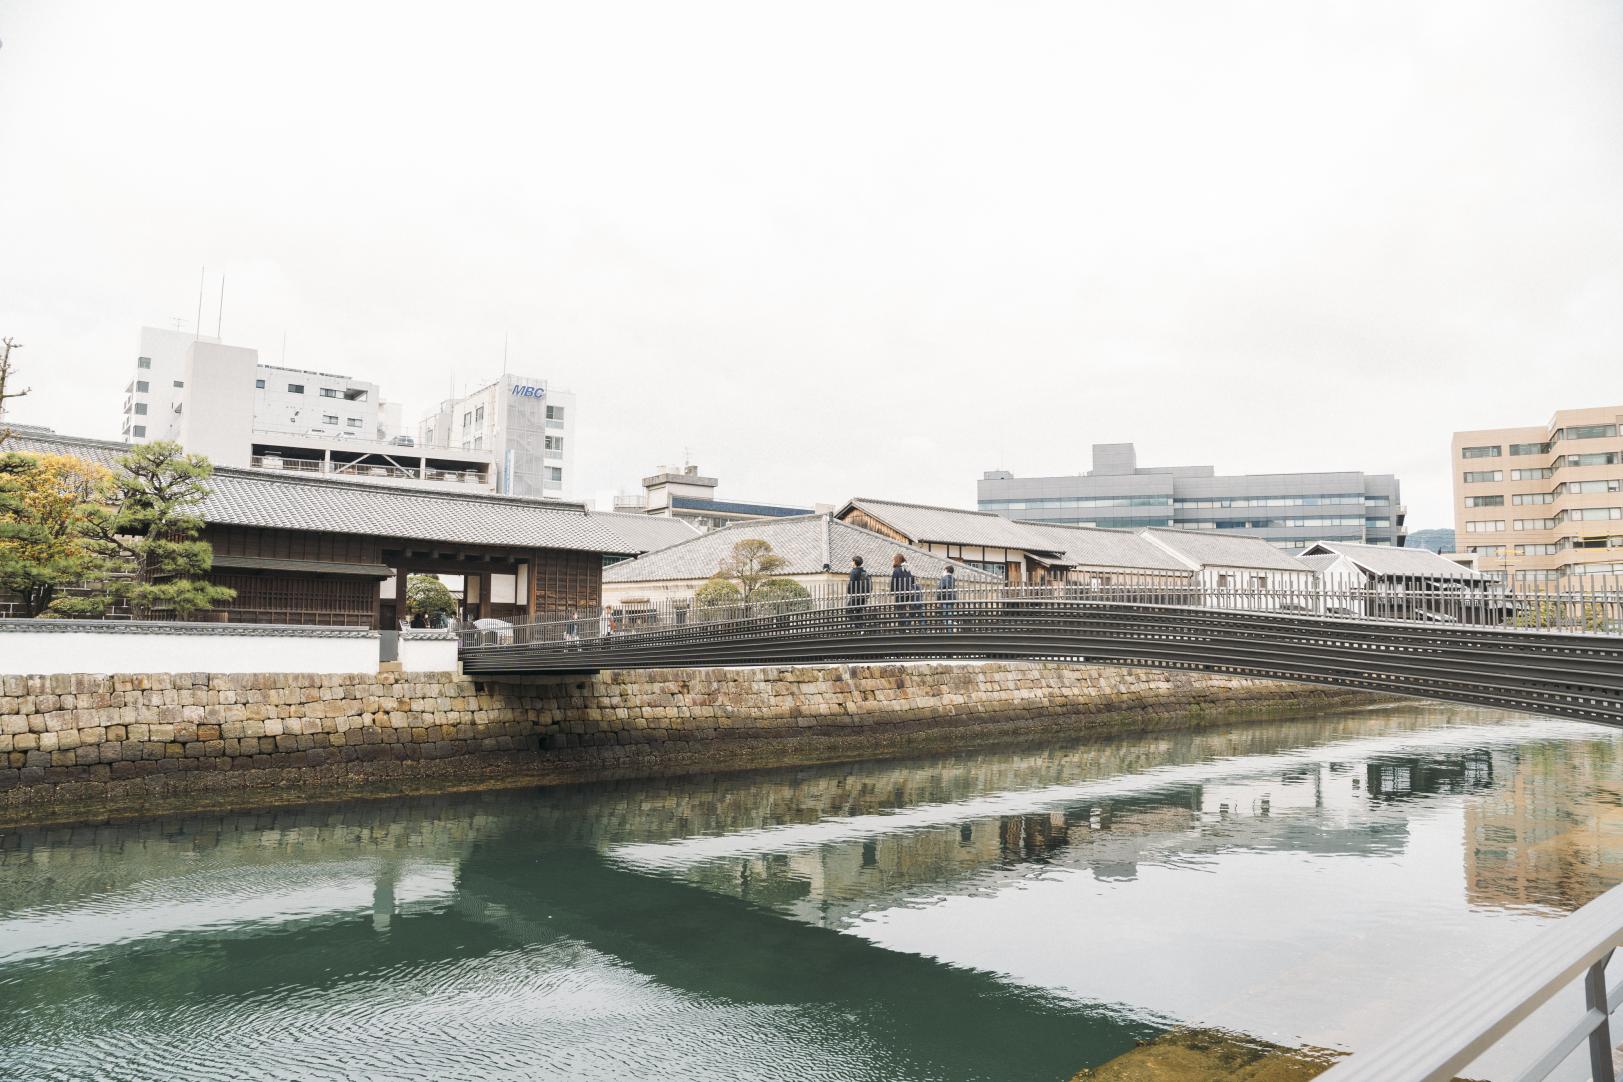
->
[0,663,1381,824]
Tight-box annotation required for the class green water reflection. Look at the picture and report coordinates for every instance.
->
[0,703,1619,1081]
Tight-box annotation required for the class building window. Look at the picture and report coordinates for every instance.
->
[1509,442,1551,456]
[472,436,482,450]
[546,466,563,483]
[1462,471,1502,483]
[137,356,151,369]
[1561,424,1617,440]
[1513,518,1557,531]
[173,380,184,388]
[545,404,565,421]
[135,380,149,393]
[255,379,266,389]
[475,405,485,423]
[345,417,362,428]
[1461,445,1501,459]
[1557,507,1623,523]
[462,411,472,428]
[425,427,434,444]
[1467,545,1506,556]
[1511,492,1553,505]
[1516,543,1558,555]
[1510,468,1552,481]
[545,435,563,452]
[343,388,367,401]
[1565,453,1620,468]
[321,414,338,425]
[288,383,304,394]
[1464,496,1504,508]
[320,387,339,398]
[1561,480,1622,495]
[132,425,146,437]
[1464,520,1504,533]
[133,403,147,415]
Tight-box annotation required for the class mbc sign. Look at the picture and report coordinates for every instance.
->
[510,384,546,399]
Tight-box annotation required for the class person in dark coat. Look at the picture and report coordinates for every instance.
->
[937,564,958,630]
[846,555,871,629]
[891,553,920,628]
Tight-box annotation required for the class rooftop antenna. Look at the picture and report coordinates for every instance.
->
[216,273,226,339]
[169,317,186,332]
[194,266,206,342]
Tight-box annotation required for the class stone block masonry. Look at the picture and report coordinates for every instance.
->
[0,663,1382,825]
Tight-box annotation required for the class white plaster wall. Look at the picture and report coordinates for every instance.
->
[399,635,458,673]
[0,627,378,675]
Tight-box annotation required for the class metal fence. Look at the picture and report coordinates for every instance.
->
[459,575,1623,725]
[460,575,1623,651]
[1314,881,1622,1082]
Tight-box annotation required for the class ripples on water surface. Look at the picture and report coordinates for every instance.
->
[1,703,1620,1081]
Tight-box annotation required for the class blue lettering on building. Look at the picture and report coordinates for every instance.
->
[510,384,546,399]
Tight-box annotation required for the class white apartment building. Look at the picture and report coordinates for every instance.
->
[416,375,575,499]
[119,327,575,498]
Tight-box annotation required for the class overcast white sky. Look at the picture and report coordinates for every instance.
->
[1,1,1620,527]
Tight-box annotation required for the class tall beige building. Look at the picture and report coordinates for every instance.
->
[1451,405,1623,585]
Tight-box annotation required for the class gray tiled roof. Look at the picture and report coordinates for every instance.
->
[841,498,1065,552]
[604,515,1002,583]
[1300,541,1485,580]
[588,512,702,556]
[1140,528,1308,572]
[1015,522,1190,573]
[4,431,630,554]
[1296,554,1340,575]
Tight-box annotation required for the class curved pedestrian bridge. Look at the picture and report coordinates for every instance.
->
[461,585,1623,726]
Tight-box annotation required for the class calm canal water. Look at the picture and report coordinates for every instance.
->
[1,702,1620,1081]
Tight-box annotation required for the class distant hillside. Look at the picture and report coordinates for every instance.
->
[1406,528,1456,553]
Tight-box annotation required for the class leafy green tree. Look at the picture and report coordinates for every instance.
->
[1513,600,1607,632]
[51,442,235,620]
[693,574,742,622]
[715,538,788,605]
[750,576,812,614]
[406,574,458,623]
[0,453,109,616]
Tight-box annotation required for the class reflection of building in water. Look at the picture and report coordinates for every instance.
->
[1465,743,1623,912]
[1364,751,1494,800]
[690,766,1418,930]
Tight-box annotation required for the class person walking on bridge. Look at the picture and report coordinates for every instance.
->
[847,555,872,630]
[891,553,920,628]
[937,563,957,630]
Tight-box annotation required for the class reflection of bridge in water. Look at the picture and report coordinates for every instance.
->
[462,585,1623,725]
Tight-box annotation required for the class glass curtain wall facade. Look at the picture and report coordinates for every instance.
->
[979,443,1405,549]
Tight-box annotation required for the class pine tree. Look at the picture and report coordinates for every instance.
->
[52,442,235,620]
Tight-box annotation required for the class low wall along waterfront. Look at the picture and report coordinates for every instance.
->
[0,662,1382,824]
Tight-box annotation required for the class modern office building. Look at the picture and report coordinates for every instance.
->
[978,443,1405,550]
[119,326,575,498]
[613,464,816,532]
[415,375,577,499]
[1451,405,1623,585]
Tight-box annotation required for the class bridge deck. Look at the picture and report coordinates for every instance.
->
[461,595,1623,727]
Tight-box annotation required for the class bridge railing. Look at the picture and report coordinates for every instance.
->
[1314,880,1623,1082]
[458,573,1623,650]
